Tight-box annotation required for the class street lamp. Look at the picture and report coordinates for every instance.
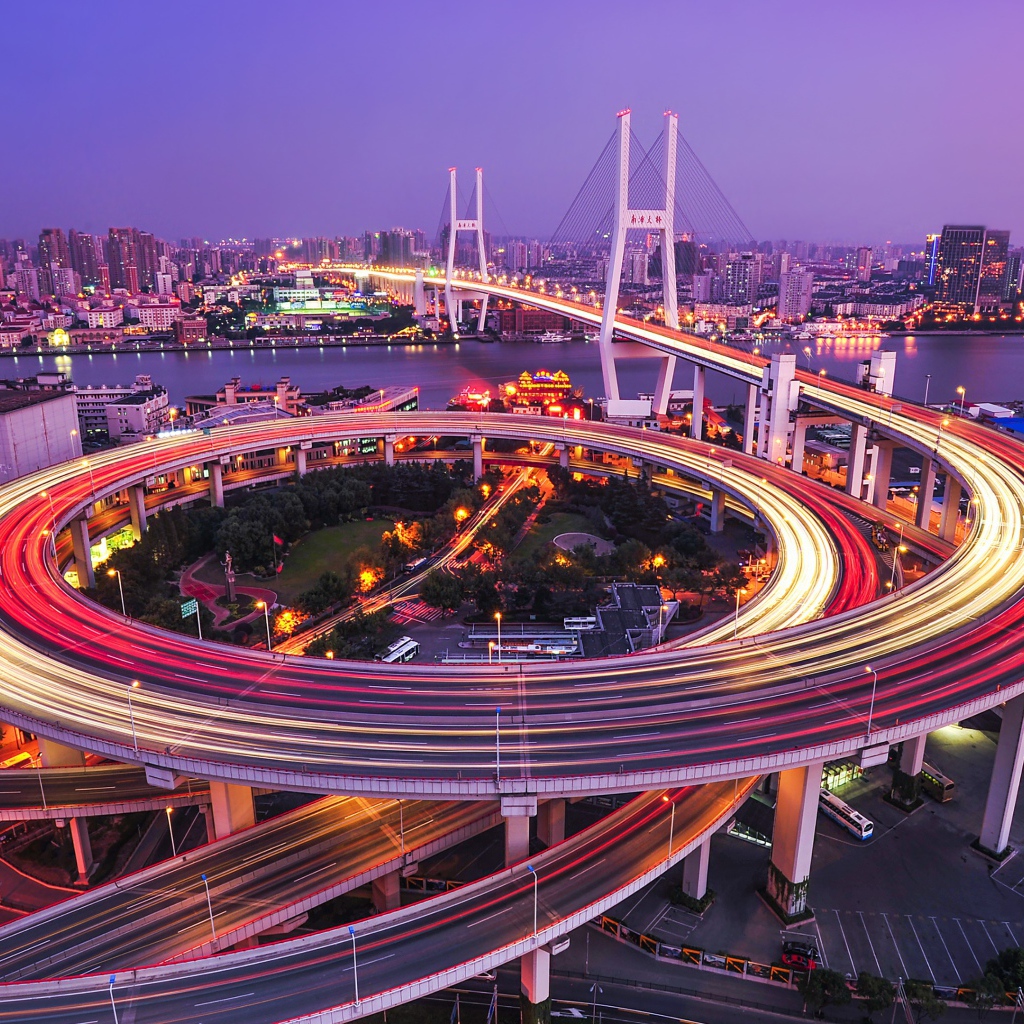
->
[888,524,906,591]
[865,666,878,734]
[495,706,502,780]
[165,806,178,856]
[590,983,603,1024]
[201,872,216,939]
[488,640,495,664]
[526,864,539,939]
[956,384,966,417]
[348,925,360,1005]
[82,458,96,497]
[662,794,676,859]
[109,975,120,1024]
[924,373,932,407]
[127,680,140,752]
[494,611,502,664]
[108,568,126,616]
[256,600,272,651]
[734,586,747,639]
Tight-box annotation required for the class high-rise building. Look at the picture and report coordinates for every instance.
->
[723,252,759,305]
[936,225,986,309]
[1004,250,1023,303]
[136,232,159,290]
[856,246,873,284]
[38,228,70,270]
[69,230,101,285]
[924,234,940,287]
[977,230,1010,312]
[107,228,139,292]
[777,270,814,321]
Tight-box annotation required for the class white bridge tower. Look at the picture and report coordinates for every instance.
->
[596,109,680,415]
[445,166,490,336]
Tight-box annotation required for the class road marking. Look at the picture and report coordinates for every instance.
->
[858,911,882,975]
[195,992,255,1006]
[906,916,934,983]
[569,859,605,880]
[1005,922,1020,947]
[979,920,1001,955]
[930,917,959,979]
[466,907,512,928]
[74,786,116,791]
[833,909,857,976]
[812,920,828,969]
[954,918,983,973]
[882,913,908,978]
[0,939,49,966]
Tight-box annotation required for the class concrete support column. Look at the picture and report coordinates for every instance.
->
[209,781,255,841]
[40,737,86,767]
[681,835,711,901]
[537,799,565,848]
[413,269,426,316]
[208,461,224,508]
[520,947,551,1024]
[295,448,307,477]
[128,485,147,541]
[743,383,758,456]
[790,418,809,475]
[502,796,535,866]
[69,818,94,884]
[472,436,484,480]
[939,476,963,542]
[871,441,895,511]
[557,445,569,470]
[765,761,822,922]
[371,870,401,913]
[690,364,705,440]
[916,459,938,531]
[756,388,771,458]
[978,694,1024,858]
[70,516,94,589]
[891,732,928,808]
[845,422,869,498]
[383,435,396,467]
[709,488,725,533]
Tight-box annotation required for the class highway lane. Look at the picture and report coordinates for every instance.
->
[0,796,499,981]
[0,781,754,1023]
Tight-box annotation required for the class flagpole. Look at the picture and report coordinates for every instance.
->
[195,604,202,641]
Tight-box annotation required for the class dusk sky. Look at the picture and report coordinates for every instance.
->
[7,1,1023,245]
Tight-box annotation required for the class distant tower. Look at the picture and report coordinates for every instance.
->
[596,109,680,415]
[444,167,489,336]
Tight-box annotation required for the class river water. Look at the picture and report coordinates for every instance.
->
[5,332,1024,410]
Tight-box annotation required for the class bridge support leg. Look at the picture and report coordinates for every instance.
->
[371,870,401,913]
[70,516,94,589]
[845,422,868,498]
[208,461,224,508]
[502,796,535,866]
[916,459,938,531]
[977,694,1024,859]
[939,476,962,542]
[689,364,705,440]
[472,436,484,481]
[743,383,758,456]
[209,781,255,840]
[556,444,569,470]
[763,761,821,923]
[520,947,551,1024]
[871,441,895,511]
[537,799,565,848]
[295,448,307,478]
[790,417,808,475]
[69,817,94,884]
[890,733,928,810]
[682,835,711,901]
[128,485,147,541]
[384,436,395,467]
[709,489,725,534]
[40,737,86,767]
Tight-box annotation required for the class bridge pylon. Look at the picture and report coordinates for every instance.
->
[597,109,680,415]
[445,166,490,336]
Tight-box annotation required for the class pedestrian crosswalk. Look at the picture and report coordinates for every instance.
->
[391,600,444,625]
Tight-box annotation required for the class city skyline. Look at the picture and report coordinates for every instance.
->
[5,0,1024,244]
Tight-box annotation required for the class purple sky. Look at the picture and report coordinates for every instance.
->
[6,0,1022,245]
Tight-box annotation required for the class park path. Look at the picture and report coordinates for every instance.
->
[179,554,278,629]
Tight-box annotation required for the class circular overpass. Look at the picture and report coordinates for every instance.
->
[0,305,1023,800]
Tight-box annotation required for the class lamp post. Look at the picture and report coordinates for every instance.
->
[82,458,96,497]
[108,568,126,616]
[526,864,539,939]
[127,680,140,752]
[957,384,966,417]
[256,600,272,651]
[865,666,879,735]
[924,373,932,407]
[201,872,216,939]
[734,587,747,639]
[590,983,603,1024]
[166,806,177,857]
[494,611,502,664]
[495,707,502,780]
[662,794,675,858]
[888,524,906,591]
[398,799,405,858]
[109,975,120,1024]
[348,925,360,1005]
[488,640,495,665]
[34,750,47,811]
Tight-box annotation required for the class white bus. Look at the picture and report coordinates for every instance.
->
[379,636,420,664]
[404,557,428,574]
[819,788,873,840]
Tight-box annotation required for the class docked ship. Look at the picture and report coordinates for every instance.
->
[536,330,571,343]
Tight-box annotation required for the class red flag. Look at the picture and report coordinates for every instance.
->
[273,534,284,545]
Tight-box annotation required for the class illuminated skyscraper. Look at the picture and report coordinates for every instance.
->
[977,229,1010,312]
[936,225,985,310]
[924,233,940,287]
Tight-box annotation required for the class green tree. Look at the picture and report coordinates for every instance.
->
[905,979,947,1022]
[420,571,465,614]
[297,571,354,614]
[962,974,1006,1018]
[856,972,895,1019]
[985,946,1024,990]
[798,968,851,1015]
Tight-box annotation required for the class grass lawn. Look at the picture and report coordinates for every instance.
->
[275,520,393,605]
[513,511,599,562]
